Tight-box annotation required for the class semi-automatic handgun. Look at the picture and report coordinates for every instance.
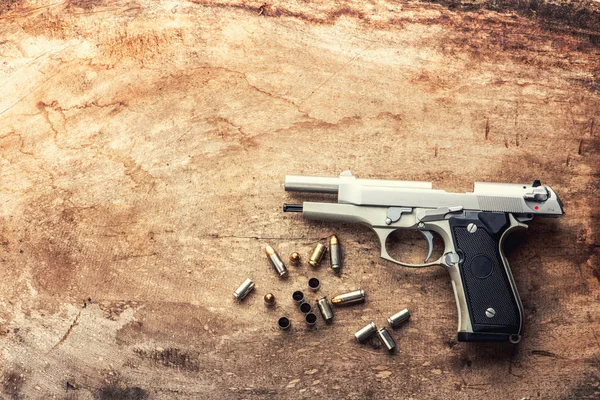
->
[283,171,564,343]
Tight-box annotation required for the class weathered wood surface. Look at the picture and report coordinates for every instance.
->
[0,0,599,398]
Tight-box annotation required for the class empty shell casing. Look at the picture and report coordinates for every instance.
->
[377,328,396,352]
[292,290,305,304]
[233,278,255,301]
[305,313,317,327]
[316,297,334,324]
[354,322,378,343]
[329,235,341,271]
[264,293,276,306]
[289,252,301,265]
[308,277,320,292]
[278,317,291,331]
[309,243,327,267]
[299,302,312,314]
[388,309,411,328]
[265,245,288,277]
[331,289,365,306]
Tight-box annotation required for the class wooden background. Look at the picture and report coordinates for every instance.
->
[0,0,599,398]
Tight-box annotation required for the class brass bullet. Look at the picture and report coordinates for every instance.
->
[289,252,301,265]
[264,293,276,306]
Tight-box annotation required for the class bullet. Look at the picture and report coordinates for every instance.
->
[308,277,320,292]
[264,293,276,306]
[309,243,327,267]
[354,322,377,343]
[377,328,396,352]
[329,235,341,271]
[289,252,301,265]
[299,302,312,314]
[233,278,255,301]
[305,313,317,327]
[316,297,334,324]
[292,291,305,304]
[388,309,411,328]
[278,317,291,331]
[331,289,365,306]
[265,245,288,278]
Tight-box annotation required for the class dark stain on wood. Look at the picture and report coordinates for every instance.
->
[2,371,24,400]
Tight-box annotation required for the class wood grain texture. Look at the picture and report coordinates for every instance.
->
[0,0,599,398]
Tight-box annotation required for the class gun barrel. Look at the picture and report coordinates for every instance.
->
[285,175,340,193]
[285,174,432,194]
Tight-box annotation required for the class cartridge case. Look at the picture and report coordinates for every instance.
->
[299,302,312,314]
[329,235,341,271]
[354,322,377,343]
[292,291,305,304]
[233,279,255,301]
[331,289,365,306]
[309,243,327,267]
[265,245,288,277]
[278,317,291,331]
[305,313,317,327]
[377,328,396,351]
[388,309,411,328]
[316,297,334,324]
[308,277,320,292]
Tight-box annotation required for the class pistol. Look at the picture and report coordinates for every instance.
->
[283,171,564,343]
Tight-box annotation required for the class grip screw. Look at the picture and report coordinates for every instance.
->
[485,308,496,318]
[467,223,478,233]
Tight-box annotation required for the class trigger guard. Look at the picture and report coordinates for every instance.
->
[374,228,441,268]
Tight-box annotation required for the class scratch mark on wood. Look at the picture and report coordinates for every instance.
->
[531,350,558,358]
[299,43,372,106]
[51,309,82,350]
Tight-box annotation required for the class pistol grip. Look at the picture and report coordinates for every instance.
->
[449,213,526,343]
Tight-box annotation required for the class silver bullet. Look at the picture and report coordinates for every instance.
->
[308,277,320,292]
[331,289,365,306]
[233,278,255,301]
[354,322,377,343]
[265,245,288,277]
[305,312,317,327]
[316,297,334,324]
[278,316,291,331]
[377,328,396,352]
[309,243,327,267]
[329,235,341,271]
[388,309,410,328]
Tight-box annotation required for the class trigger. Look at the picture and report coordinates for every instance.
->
[419,230,434,262]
